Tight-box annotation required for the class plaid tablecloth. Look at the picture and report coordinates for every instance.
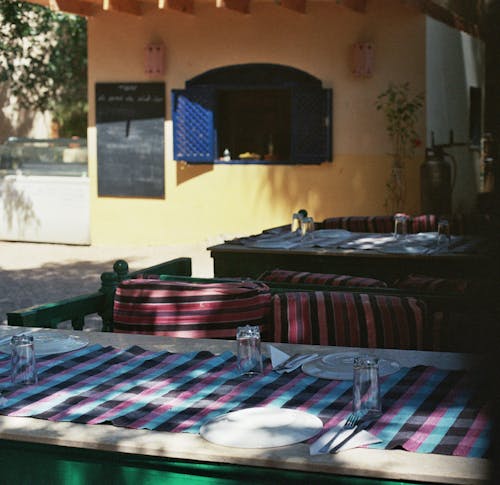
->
[0,345,491,458]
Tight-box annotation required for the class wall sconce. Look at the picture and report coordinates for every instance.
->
[144,43,165,77]
[350,42,374,77]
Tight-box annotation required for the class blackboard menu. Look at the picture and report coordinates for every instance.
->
[96,82,165,198]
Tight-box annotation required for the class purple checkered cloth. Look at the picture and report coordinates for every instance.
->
[0,345,490,457]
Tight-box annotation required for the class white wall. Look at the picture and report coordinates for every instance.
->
[426,17,485,213]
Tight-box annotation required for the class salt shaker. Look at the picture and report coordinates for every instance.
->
[10,334,37,385]
[353,355,381,416]
[236,325,263,376]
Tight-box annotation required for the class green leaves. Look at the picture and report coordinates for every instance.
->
[375,82,424,212]
[375,82,424,161]
[0,1,87,136]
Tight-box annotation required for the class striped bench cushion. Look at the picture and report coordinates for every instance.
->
[322,215,394,233]
[322,214,439,234]
[409,214,438,233]
[259,268,387,288]
[272,291,426,350]
[113,279,272,338]
[394,274,469,295]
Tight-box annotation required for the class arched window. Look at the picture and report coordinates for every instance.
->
[172,63,332,164]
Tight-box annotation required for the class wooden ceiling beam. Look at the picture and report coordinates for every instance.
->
[50,0,97,16]
[216,0,250,14]
[102,0,142,15]
[158,0,194,14]
[336,0,366,13]
[281,0,306,14]
[401,0,481,38]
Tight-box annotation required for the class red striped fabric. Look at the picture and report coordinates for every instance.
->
[395,274,468,295]
[322,214,440,234]
[272,291,426,349]
[259,268,388,288]
[409,214,438,233]
[113,279,272,338]
[322,215,394,233]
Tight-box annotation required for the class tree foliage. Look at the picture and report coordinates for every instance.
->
[0,1,87,137]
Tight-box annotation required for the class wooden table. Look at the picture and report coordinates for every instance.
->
[208,234,498,283]
[0,328,491,484]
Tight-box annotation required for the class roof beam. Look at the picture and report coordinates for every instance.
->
[102,0,142,15]
[401,0,481,38]
[336,0,366,13]
[158,0,194,14]
[216,0,250,14]
[281,0,306,14]
[50,0,96,16]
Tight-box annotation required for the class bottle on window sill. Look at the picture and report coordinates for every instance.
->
[222,148,231,162]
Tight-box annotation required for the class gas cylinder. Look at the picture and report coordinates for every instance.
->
[420,146,456,216]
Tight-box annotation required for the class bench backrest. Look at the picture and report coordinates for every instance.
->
[111,277,427,350]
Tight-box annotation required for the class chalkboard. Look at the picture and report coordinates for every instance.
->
[96,82,165,198]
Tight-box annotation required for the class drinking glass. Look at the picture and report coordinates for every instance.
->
[236,325,263,376]
[353,355,381,416]
[437,219,451,249]
[393,214,408,239]
[10,334,37,385]
[300,216,315,237]
[291,212,303,233]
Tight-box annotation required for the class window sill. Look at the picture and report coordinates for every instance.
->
[180,159,328,166]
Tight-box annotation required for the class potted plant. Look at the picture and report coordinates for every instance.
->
[375,82,424,212]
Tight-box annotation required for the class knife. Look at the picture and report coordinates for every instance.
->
[329,413,379,454]
[273,353,319,372]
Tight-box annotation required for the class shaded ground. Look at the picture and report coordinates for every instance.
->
[0,240,215,326]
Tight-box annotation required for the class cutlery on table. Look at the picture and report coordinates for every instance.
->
[318,413,360,454]
[273,353,318,372]
[329,412,379,454]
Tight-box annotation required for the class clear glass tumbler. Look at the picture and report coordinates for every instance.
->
[353,355,381,416]
[10,334,37,385]
[393,214,408,239]
[437,219,451,249]
[300,216,315,237]
[236,325,263,376]
[291,212,303,232]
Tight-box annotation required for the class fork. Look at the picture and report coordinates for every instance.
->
[329,411,379,454]
[317,413,360,453]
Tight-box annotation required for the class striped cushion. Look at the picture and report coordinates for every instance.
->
[395,274,468,295]
[322,214,440,234]
[272,291,426,350]
[409,214,438,233]
[259,268,387,288]
[113,279,272,338]
[322,215,394,233]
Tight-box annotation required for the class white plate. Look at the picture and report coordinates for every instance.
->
[0,331,89,357]
[200,407,323,448]
[302,352,400,380]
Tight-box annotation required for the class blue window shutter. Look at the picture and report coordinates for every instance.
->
[172,87,216,162]
[291,87,332,163]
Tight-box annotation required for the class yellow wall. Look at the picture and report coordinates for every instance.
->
[87,0,426,245]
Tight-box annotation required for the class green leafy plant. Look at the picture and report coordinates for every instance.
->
[0,1,87,137]
[375,82,424,211]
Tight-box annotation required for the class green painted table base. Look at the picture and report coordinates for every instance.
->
[0,440,419,485]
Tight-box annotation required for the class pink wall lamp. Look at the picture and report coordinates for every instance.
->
[350,42,374,77]
[144,43,165,77]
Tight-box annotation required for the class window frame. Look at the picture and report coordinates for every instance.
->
[172,64,333,165]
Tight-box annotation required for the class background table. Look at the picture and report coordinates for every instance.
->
[208,238,497,283]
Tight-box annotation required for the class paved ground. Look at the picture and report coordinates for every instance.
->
[0,240,217,327]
